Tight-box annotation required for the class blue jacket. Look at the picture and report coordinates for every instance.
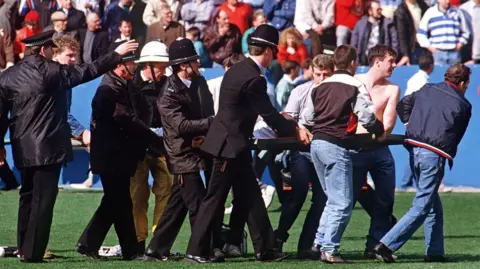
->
[397,81,471,167]
[263,0,295,31]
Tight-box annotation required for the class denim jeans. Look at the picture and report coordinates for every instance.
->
[381,147,445,256]
[310,140,354,255]
[433,50,460,65]
[351,146,396,250]
[274,151,327,252]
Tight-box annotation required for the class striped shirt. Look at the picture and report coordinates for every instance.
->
[416,5,470,50]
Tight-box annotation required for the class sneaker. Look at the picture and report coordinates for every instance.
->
[297,244,321,260]
[211,248,225,262]
[223,244,242,258]
[260,184,276,209]
[363,248,398,260]
[320,252,350,264]
[224,204,233,215]
[255,251,288,262]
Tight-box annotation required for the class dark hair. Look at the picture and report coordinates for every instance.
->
[418,53,434,71]
[248,45,267,56]
[367,45,398,67]
[301,58,313,69]
[444,63,471,85]
[312,54,334,71]
[187,26,201,39]
[282,60,299,74]
[364,0,380,15]
[333,45,357,70]
[24,45,42,56]
[119,18,132,27]
[223,53,245,68]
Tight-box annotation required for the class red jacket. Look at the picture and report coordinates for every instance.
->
[276,44,309,66]
[217,2,253,34]
[335,0,362,30]
[15,27,43,55]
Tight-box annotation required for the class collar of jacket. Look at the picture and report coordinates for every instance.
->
[23,54,46,63]
[333,69,353,76]
[106,71,129,90]
[245,57,265,76]
[118,0,135,11]
[167,73,192,92]
[445,81,465,96]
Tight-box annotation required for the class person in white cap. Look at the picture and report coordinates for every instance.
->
[129,39,174,253]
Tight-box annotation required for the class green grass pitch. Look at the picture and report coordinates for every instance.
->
[1,190,480,268]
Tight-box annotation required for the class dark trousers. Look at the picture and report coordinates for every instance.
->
[147,171,222,256]
[1,161,19,189]
[252,149,285,205]
[78,173,138,258]
[274,151,327,251]
[17,163,62,261]
[187,151,275,256]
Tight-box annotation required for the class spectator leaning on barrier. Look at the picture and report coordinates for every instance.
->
[416,0,470,65]
[78,12,109,63]
[242,10,267,55]
[146,4,185,46]
[351,0,399,66]
[14,10,42,60]
[263,0,295,32]
[0,28,14,70]
[460,0,480,64]
[394,0,429,66]
[203,9,242,66]
[180,0,214,31]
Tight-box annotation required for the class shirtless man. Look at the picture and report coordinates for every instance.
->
[353,44,400,259]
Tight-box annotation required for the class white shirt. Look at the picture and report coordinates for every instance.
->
[207,76,223,115]
[249,56,266,76]
[180,77,192,88]
[405,70,429,96]
[406,1,422,31]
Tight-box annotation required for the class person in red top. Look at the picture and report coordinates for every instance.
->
[14,11,43,60]
[217,0,253,34]
[276,27,309,66]
[335,0,363,46]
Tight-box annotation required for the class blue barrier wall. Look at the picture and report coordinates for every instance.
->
[2,65,480,188]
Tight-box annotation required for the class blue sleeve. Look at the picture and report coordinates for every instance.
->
[68,113,86,137]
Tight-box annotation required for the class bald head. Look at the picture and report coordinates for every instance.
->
[86,13,101,31]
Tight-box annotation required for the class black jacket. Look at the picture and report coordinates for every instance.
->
[89,72,163,177]
[65,7,87,30]
[0,51,122,168]
[158,74,214,174]
[78,29,110,63]
[397,81,471,167]
[393,0,428,57]
[201,58,297,159]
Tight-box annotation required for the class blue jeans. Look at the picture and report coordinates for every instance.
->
[433,50,460,65]
[351,146,396,250]
[310,140,354,255]
[381,147,445,256]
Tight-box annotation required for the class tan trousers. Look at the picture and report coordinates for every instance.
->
[130,154,173,242]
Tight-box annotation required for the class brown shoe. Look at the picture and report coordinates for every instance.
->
[320,252,350,264]
[43,249,55,259]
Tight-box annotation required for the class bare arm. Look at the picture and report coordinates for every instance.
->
[383,85,400,135]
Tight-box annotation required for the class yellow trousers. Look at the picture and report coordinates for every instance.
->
[130,154,173,242]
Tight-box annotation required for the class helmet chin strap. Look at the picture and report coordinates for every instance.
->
[149,62,157,82]
[122,63,135,77]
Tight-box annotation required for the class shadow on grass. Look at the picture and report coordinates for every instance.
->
[341,250,480,263]
[343,235,480,241]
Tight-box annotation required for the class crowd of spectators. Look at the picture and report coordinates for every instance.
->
[0,0,479,83]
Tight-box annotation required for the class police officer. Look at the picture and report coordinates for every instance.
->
[75,40,163,260]
[129,40,174,253]
[185,25,310,263]
[0,31,138,263]
[144,38,218,262]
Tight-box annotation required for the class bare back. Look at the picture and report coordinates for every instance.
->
[354,73,400,134]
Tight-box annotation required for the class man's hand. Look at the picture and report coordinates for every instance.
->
[0,147,6,166]
[428,46,439,54]
[456,42,463,52]
[377,132,387,142]
[114,39,139,56]
[192,136,205,148]
[397,56,410,66]
[314,24,324,35]
[296,127,312,145]
[219,24,230,36]
[82,130,91,146]
[84,2,92,8]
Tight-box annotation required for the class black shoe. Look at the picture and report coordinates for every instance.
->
[211,248,225,262]
[274,238,284,253]
[75,243,105,260]
[20,258,46,263]
[122,253,143,261]
[255,251,288,262]
[144,248,171,262]
[137,240,146,254]
[184,254,211,264]
[319,252,350,264]
[374,243,396,263]
[424,255,449,263]
[297,244,321,260]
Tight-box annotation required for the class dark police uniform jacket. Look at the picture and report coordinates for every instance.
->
[89,71,163,177]
[0,52,122,169]
[201,57,297,159]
